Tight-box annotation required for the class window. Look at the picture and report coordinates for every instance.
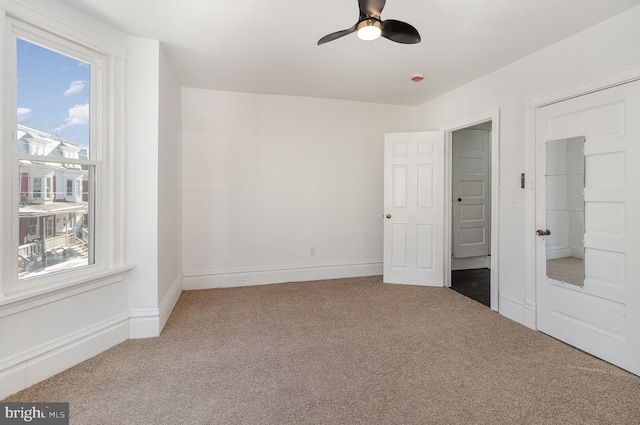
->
[1,16,113,291]
[20,172,29,202]
[14,34,95,281]
[45,176,53,200]
[46,217,54,238]
[0,6,126,301]
[33,177,42,198]
[26,217,37,238]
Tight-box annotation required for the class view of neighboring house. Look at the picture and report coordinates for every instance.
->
[17,124,90,278]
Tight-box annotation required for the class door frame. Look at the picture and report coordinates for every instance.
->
[440,108,501,311]
[525,63,640,330]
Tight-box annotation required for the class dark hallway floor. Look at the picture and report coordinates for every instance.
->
[450,268,491,307]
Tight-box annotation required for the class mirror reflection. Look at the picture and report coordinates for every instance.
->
[546,136,585,286]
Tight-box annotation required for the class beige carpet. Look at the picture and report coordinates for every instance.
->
[4,276,640,424]
[547,257,585,286]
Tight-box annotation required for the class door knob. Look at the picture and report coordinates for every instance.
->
[457,198,462,202]
[385,214,392,219]
[536,229,551,236]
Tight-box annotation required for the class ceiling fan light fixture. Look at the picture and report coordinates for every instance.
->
[357,19,382,41]
[317,0,420,46]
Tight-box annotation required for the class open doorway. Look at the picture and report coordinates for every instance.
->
[449,122,492,307]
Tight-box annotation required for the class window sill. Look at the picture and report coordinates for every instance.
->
[0,265,134,318]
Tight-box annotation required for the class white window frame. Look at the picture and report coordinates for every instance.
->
[0,7,127,299]
[44,175,53,200]
[32,176,41,199]
[26,217,37,238]
[46,216,54,238]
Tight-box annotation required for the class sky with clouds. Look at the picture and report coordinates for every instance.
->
[17,39,90,147]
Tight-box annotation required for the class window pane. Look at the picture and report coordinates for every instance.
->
[18,159,94,279]
[33,177,41,198]
[17,38,90,158]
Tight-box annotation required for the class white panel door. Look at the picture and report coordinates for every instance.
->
[452,130,490,258]
[383,132,444,286]
[536,80,640,375]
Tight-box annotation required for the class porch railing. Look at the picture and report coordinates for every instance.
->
[44,234,75,251]
[18,241,42,258]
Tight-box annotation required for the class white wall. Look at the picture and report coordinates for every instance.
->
[125,36,160,337]
[157,44,183,328]
[0,0,130,399]
[416,5,640,325]
[125,37,183,337]
[181,89,415,288]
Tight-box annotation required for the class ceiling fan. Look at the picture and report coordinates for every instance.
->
[318,0,421,45]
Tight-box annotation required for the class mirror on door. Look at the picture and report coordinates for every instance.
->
[545,136,585,286]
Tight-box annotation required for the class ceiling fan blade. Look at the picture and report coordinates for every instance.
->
[359,0,386,18]
[318,25,356,46]
[317,25,358,45]
[318,24,358,46]
[381,19,421,44]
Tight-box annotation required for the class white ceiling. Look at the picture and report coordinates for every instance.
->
[60,0,640,106]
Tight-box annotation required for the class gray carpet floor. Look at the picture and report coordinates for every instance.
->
[4,276,640,424]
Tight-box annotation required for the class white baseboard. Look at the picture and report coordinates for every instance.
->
[498,295,527,327]
[183,260,383,290]
[0,273,183,398]
[500,296,538,330]
[159,274,183,332]
[524,302,537,330]
[546,246,571,260]
[570,246,585,259]
[130,274,183,339]
[129,308,160,339]
[0,313,129,400]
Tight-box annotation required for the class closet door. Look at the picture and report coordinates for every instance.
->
[535,80,640,375]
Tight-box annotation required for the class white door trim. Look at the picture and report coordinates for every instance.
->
[525,63,640,108]
[440,108,501,311]
[524,62,640,330]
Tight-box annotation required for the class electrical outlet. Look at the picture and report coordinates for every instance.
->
[310,247,317,256]
[236,275,247,282]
